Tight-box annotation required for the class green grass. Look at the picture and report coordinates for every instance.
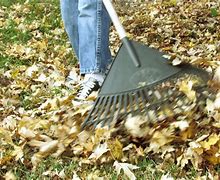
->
[0,1,218,179]
[19,90,34,110]
[0,156,204,179]
[0,0,64,69]
[0,0,25,7]
[0,55,30,69]
[0,19,33,44]
[0,1,60,44]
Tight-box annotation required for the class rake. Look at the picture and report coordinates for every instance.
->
[81,0,213,129]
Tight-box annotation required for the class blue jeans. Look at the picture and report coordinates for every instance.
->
[60,0,112,74]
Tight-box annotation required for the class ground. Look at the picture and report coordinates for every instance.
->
[0,0,220,179]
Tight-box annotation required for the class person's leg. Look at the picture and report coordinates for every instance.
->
[60,0,79,58]
[78,0,111,74]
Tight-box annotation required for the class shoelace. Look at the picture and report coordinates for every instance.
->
[77,77,100,100]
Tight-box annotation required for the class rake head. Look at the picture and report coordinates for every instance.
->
[81,41,214,129]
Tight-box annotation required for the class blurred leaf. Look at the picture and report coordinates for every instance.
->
[39,140,59,154]
[200,134,219,150]
[124,114,149,138]
[148,129,174,153]
[4,171,16,180]
[178,79,196,102]
[169,0,177,6]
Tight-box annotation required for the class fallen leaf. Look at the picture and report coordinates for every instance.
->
[72,172,81,180]
[4,171,16,180]
[161,173,174,180]
[178,79,196,102]
[89,142,109,160]
[206,99,215,114]
[25,64,39,77]
[35,73,47,82]
[113,161,139,180]
[148,129,174,153]
[213,66,220,83]
[171,120,189,131]
[39,140,59,154]
[108,138,123,160]
[12,145,24,161]
[125,114,149,138]
[214,92,220,109]
[200,134,219,150]
[172,58,182,66]
[18,127,36,139]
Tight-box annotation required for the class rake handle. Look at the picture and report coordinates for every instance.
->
[103,0,141,67]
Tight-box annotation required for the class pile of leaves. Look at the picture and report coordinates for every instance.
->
[0,0,220,179]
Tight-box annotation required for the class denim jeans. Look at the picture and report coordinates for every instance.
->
[60,0,112,74]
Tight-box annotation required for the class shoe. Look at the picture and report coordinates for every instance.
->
[76,73,104,101]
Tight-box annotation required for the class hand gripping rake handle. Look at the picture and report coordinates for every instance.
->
[103,0,141,67]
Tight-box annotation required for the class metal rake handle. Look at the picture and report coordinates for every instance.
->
[103,0,141,67]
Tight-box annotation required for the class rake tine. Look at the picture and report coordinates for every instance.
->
[81,97,103,128]
[109,96,118,122]
[84,97,105,126]
[129,93,134,113]
[101,96,114,126]
[142,88,155,120]
[140,89,152,121]
[143,88,152,107]
[106,94,123,127]
[134,91,141,112]
[90,103,111,127]
[146,93,167,122]
[139,89,147,109]
[97,96,108,120]
[92,118,104,128]
[101,96,117,127]
[124,93,128,113]
[116,94,123,115]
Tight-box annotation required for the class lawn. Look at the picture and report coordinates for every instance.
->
[0,0,220,179]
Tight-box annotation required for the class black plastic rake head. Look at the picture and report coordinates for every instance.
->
[81,40,212,129]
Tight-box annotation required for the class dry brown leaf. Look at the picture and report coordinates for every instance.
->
[200,134,219,150]
[124,114,149,138]
[113,161,139,180]
[178,79,196,102]
[89,142,109,160]
[147,129,174,153]
[4,171,16,180]
[213,66,220,83]
[1,0,220,176]
[108,138,123,160]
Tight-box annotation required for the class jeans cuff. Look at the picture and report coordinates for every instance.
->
[80,67,107,75]
[80,58,112,75]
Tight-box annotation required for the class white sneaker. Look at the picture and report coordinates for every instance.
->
[76,73,104,101]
